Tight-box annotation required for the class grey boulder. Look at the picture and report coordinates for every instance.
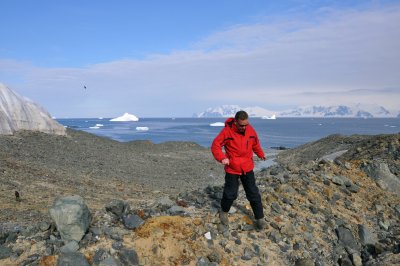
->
[49,195,91,242]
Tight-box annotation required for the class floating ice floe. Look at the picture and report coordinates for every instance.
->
[110,113,139,122]
[89,126,100,129]
[136,127,149,131]
[209,122,225,127]
[95,124,104,127]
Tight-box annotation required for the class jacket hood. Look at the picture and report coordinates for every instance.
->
[224,117,235,127]
[225,117,242,134]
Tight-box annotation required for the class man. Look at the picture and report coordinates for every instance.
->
[211,110,267,230]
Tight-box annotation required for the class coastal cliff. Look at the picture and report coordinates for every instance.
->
[0,83,65,135]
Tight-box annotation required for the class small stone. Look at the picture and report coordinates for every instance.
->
[281,223,296,237]
[196,257,210,266]
[39,221,51,231]
[57,252,90,266]
[295,258,315,266]
[271,202,282,213]
[378,220,390,231]
[167,205,186,215]
[332,176,345,186]
[309,206,318,214]
[241,247,253,261]
[279,244,290,252]
[122,214,144,230]
[60,241,79,253]
[339,256,353,266]
[268,231,282,243]
[348,185,360,193]
[117,248,139,266]
[293,242,301,250]
[350,253,362,266]
[99,256,121,266]
[0,246,12,260]
[112,241,124,250]
[358,224,377,245]
[93,249,108,265]
[207,251,221,263]
[228,206,237,214]
[336,226,358,250]
[394,205,400,216]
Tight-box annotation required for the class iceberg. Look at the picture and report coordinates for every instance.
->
[210,122,225,127]
[136,127,149,131]
[89,126,100,129]
[95,124,104,127]
[110,113,139,122]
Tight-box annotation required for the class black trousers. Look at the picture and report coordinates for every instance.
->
[220,171,264,219]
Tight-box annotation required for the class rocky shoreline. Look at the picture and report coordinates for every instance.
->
[0,130,399,265]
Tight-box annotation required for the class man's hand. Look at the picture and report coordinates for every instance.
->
[260,156,266,161]
[221,158,230,165]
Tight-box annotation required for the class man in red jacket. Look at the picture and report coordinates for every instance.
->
[211,111,267,230]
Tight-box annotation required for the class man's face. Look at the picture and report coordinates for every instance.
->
[235,119,248,133]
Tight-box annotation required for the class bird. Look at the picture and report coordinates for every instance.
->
[15,191,20,202]
[84,85,87,90]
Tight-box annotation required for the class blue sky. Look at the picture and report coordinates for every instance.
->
[1,0,400,117]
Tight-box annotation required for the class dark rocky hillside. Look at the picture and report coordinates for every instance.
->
[0,131,399,265]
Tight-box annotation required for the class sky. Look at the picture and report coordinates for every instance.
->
[1,0,400,118]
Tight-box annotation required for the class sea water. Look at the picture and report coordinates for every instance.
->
[57,117,399,149]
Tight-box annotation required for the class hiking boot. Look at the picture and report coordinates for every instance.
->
[219,211,229,226]
[255,218,267,230]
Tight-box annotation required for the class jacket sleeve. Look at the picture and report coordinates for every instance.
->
[252,131,265,159]
[211,129,228,162]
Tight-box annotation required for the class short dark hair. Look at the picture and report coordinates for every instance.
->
[235,110,248,120]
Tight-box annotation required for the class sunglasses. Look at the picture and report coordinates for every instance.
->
[236,122,248,128]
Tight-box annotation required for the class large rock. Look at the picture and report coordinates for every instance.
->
[0,83,65,135]
[49,195,91,242]
[362,162,400,195]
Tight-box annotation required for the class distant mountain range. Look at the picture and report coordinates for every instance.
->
[194,104,400,118]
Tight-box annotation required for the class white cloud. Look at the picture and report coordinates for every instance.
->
[1,4,399,117]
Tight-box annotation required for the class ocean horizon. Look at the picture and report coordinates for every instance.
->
[56,117,400,150]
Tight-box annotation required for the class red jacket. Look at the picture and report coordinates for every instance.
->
[211,118,265,175]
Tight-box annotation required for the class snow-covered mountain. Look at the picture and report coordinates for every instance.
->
[195,104,399,118]
[195,105,275,118]
[279,105,395,118]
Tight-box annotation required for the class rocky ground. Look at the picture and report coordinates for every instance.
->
[0,130,399,265]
